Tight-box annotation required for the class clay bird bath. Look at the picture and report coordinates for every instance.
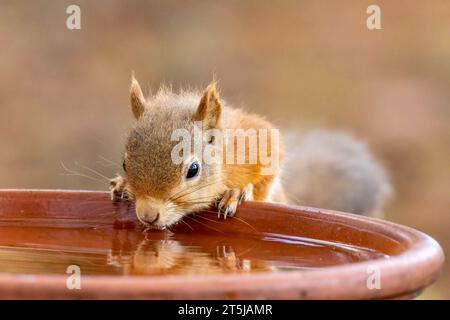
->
[0,189,444,299]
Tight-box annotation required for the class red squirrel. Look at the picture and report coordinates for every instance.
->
[110,75,391,229]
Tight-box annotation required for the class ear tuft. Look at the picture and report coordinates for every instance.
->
[130,73,147,120]
[194,82,222,129]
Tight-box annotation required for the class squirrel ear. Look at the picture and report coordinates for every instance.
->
[194,82,222,129]
[130,74,147,120]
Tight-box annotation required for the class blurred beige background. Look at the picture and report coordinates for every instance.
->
[0,0,449,298]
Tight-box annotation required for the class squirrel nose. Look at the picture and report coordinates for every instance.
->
[149,213,160,224]
[138,208,161,225]
[135,199,163,225]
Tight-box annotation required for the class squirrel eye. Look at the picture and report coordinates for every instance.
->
[122,160,126,172]
[186,161,200,179]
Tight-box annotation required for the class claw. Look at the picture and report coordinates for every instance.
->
[216,187,250,220]
[217,202,223,218]
[238,192,246,204]
[110,175,129,202]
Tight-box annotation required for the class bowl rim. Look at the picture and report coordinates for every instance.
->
[0,189,445,299]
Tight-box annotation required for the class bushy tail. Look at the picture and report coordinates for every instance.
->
[282,130,392,217]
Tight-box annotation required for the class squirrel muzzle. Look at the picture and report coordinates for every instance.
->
[135,198,165,228]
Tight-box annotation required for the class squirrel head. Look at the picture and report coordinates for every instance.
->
[123,75,225,229]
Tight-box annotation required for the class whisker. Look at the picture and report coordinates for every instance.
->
[192,214,224,224]
[171,197,216,208]
[60,161,108,186]
[172,203,213,210]
[165,206,196,232]
[179,219,194,231]
[60,173,107,185]
[172,194,217,203]
[173,171,259,203]
[200,210,258,233]
[98,155,121,168]
[74,161,111,182]
[167,171,224,201]
[184,215,224,234]
[230,216,258,233]
[169,179,222,203]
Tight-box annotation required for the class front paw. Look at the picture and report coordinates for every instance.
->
[217,184,253,219]
[110,175,130,202]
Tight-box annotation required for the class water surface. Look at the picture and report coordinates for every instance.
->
[0,225,387,276]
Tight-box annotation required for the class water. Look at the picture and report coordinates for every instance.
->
[0,226,387,276]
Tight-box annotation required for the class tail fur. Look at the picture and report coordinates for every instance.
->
[282,130,392,217]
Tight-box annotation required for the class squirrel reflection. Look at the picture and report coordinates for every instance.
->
[108,230,273,275]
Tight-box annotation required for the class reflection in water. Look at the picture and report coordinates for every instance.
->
[107,230,276,275]
[109,239,274,275]
[0,227,387,276]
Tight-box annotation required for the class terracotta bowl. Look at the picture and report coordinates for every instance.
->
[0,189,444,299]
